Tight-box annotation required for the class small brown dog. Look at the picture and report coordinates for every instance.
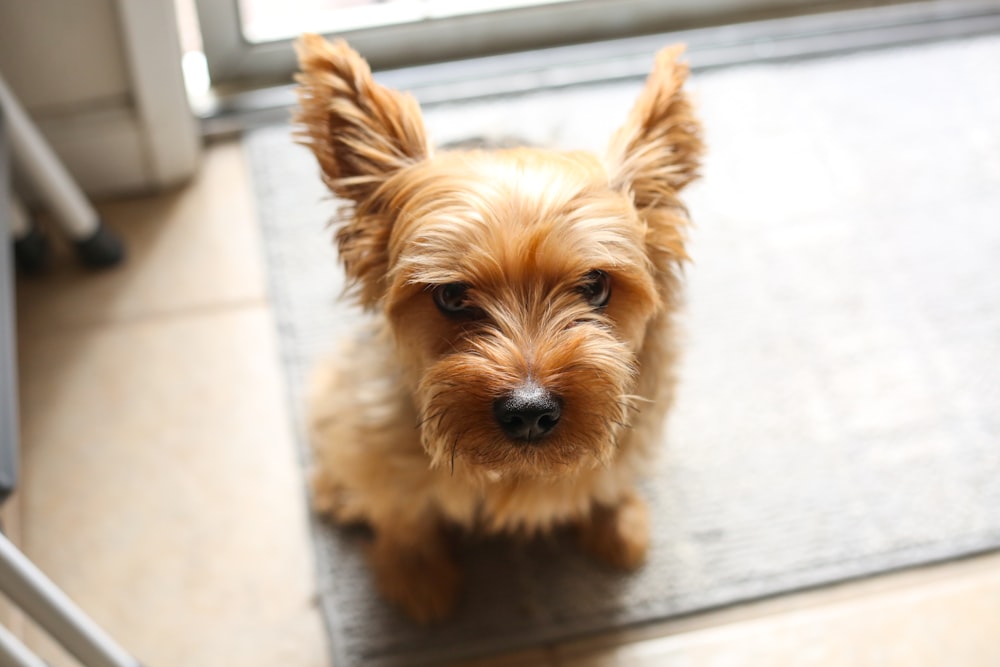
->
[295,34,702,622]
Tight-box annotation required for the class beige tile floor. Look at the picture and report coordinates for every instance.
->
[10,139,1000,667]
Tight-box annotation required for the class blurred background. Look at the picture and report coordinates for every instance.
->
[1,1,999,666]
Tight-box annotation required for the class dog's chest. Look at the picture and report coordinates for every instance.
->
[431,465,631,534]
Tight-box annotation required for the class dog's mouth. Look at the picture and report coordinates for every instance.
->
[418,396,621,477]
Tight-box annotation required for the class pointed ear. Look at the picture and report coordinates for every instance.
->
[606,45,703,285]
[294,35,429,307]
[608,44,702,198]
[294,34,429,203]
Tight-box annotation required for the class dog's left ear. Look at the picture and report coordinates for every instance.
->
[295,34,429,305]
[606,45,703,289]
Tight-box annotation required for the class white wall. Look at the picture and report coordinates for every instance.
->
[0,0,199,198]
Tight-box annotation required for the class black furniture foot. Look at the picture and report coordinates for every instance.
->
[74,218,125,269]
[13,224,50,274]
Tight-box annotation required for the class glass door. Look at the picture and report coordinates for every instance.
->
[194,0,828,87]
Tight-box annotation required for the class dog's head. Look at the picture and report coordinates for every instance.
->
[296,35,702,478]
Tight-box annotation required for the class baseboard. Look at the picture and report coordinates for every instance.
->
[29,106,153,199]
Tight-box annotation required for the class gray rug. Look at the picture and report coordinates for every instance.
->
[245,34,1000,667]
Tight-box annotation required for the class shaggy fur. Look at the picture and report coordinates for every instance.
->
[295,34,702,622]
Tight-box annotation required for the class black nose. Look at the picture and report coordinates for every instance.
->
[493,383,562,442]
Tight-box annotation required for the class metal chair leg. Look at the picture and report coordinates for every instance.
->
[0,623,48,667]
[0,74,124,268]
[0,532,142,667]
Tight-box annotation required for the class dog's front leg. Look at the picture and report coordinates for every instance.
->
[577,490,650,571]
[368,516,460,623]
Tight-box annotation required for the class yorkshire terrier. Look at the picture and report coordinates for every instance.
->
[295,34,702,622]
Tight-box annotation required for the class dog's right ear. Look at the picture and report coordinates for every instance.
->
[605,45,702,304]
[295,35,429,305]
[295,34,429,202]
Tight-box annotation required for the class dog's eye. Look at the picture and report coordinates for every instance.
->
[578,270,611,309]
[433,283,475,316]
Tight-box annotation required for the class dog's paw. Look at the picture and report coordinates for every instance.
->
[369,530,460,623]
[309,467,369,526]
[578,491,650,571]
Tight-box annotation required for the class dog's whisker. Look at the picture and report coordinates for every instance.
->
[588,448,611,471]
[425,389,452,403]
[416,403,452,427]
[415,410,444,429]
[449,427,474,477]
[619,393,653,405]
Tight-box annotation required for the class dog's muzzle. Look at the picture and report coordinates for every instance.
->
[492,382,562,442]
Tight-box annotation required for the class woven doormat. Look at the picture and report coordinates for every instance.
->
[245,35,1000,667]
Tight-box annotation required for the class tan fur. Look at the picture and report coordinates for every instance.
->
[296,35,703,622]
